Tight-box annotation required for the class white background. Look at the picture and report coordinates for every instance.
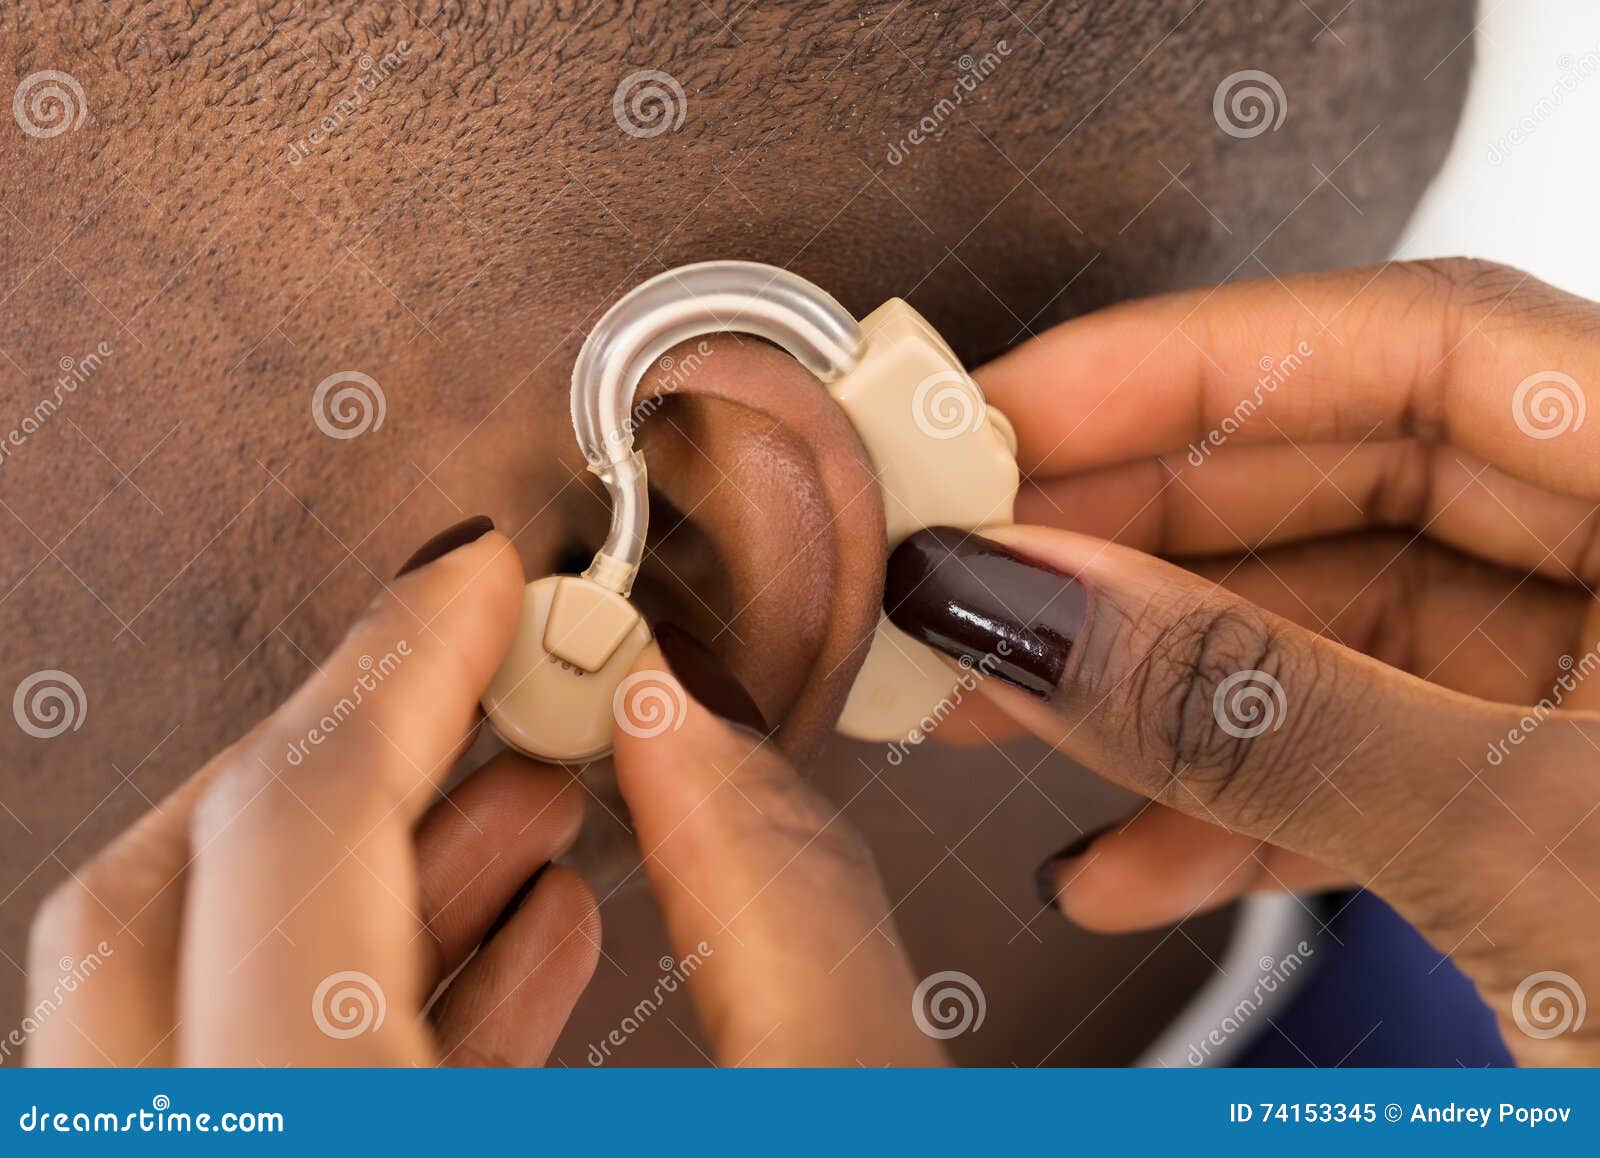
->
[1401,0,1600,298]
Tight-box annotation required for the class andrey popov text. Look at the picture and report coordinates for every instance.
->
[1230,1103,1572,1128]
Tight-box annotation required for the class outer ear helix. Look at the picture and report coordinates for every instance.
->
[482,261,1018,762]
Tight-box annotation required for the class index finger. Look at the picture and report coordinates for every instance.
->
[181,528,525,1064]
[978,259,1600,501]
[25,526,527,1066]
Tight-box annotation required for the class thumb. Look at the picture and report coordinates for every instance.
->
[610,625,943,1067]
[881,526,1534,881]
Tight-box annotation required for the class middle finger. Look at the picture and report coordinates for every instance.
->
[1021,440,1600,586]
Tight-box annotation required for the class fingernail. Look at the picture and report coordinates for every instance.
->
[654,622,769,736]
[396,515,494,578]
[883,527,1087,698]
[1033,823,1116,909]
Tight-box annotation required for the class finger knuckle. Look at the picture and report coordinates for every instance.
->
[756,779,878,877]
[29,868,138,976]
[31,879,99,956]
[1393,257,1537,354]
[1129,603,1302,822]
[35,832,179,951]
[353,582,410,631]
[1400,256,1526,301]
[705,760,884,891]
[339,588,423,667]
[85,846,171,917]
[191,740,297,841]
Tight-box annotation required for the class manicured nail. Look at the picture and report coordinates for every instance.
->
[883,527,1087,698]
[1033,824,1116,909]
[396,515,494,578]
[654,622,769,736]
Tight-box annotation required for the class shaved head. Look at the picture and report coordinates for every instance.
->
[0,0,1473,1056]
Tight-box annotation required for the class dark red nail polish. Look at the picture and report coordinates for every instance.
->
[396,515,494,578]
[883,527,1086,698]
[1034,824,1116,909]
[654,622,769,735]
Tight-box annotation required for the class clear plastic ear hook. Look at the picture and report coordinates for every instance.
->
[569,261,866,596]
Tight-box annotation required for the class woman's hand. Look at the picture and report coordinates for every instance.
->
[26,520,941,1067]
[27,524,603,1065]
[607,625,946,1066]
[893,259,1600,1065]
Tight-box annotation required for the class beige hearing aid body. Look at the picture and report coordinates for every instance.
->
[482,575,654,762]
[826,300,1017,740]
[481,262,1018,763]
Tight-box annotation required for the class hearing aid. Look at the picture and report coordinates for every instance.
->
[481,260,1018,762]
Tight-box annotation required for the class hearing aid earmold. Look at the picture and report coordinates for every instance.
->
[481,261,1019,762]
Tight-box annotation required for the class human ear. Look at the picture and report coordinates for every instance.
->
[614,333,888,764]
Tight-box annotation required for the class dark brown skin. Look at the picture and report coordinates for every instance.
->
[0,1,1473,1062]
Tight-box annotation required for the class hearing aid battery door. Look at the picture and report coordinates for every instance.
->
[829,299,1020,744]
[482,575,653,763]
